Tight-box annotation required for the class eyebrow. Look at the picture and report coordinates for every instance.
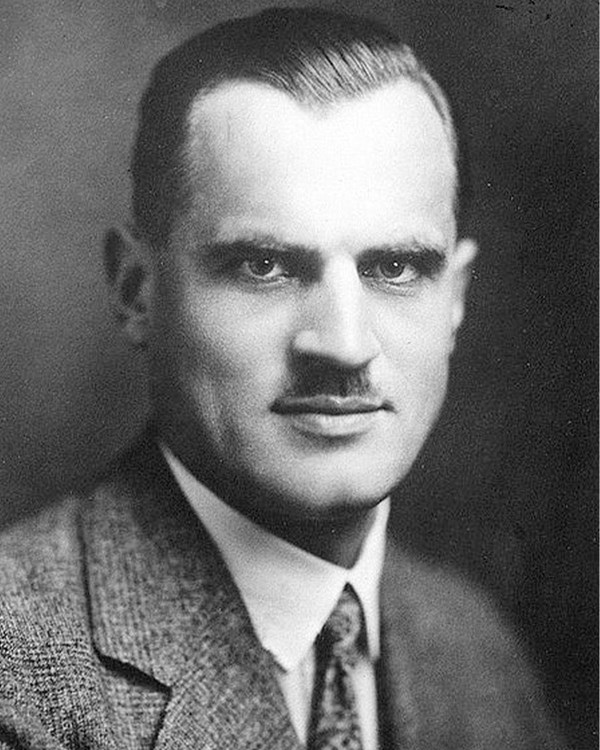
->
[204,235,320,262]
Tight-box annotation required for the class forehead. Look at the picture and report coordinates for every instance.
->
[181,80,456,247]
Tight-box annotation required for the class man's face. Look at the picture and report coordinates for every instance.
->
[147,80,472,522]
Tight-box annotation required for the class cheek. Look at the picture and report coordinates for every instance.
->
[374,295,455,428]
[377,294,456,371]
[167,287,287,389]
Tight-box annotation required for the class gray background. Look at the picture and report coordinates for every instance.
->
[0,1,596,746]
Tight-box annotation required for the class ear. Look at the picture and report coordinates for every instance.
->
[449,237,478,338]
[103,225,154,348]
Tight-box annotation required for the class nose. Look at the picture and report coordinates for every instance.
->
[291,257,381,369]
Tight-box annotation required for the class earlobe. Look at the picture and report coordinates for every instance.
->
[104,225,153,348]
[450,237,478,337]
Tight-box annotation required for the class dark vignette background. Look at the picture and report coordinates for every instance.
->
[0,0,597,746]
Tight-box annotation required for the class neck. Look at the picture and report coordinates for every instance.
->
[247,506,378,569]
[156,421,379,569]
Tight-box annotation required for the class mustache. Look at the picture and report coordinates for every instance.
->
[281,362,379,400]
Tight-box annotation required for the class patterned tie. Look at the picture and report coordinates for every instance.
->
[307,584,364,750]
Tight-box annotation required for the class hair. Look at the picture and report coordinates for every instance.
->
[131,6,467,250]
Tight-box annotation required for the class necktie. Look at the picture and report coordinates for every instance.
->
[307,584,364,750]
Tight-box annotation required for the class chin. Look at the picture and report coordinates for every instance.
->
[247,456,402,523]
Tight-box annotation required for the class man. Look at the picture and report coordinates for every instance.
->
[0,7,564,749]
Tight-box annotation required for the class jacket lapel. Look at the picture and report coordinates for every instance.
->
[82,436,301,750]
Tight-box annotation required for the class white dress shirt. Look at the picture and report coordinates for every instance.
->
[161,445,389,749]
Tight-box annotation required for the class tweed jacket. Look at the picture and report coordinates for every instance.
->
[0,436,564,749]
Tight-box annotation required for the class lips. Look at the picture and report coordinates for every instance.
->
[271,395,389,439]
[272,395,388,415]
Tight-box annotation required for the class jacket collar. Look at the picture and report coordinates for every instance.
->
[81,433,301,749]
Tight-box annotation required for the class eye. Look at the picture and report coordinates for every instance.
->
[379,257,409,279]
[240,255,288,281]
[361,255,420,285]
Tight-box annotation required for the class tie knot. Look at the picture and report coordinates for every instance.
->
[319,585,363,664]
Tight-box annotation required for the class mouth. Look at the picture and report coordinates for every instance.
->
[272,395,387,415]
[271,395,391,438]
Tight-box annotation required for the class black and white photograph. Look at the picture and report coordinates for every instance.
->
[0,2,596,748]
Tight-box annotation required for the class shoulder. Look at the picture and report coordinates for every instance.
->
[385,545,516,645]
[0,432,184,643]
[0,453,153,748]
[382,545,566,748]
[0,435,146,635]
[0,496,83,596]
[384,545,532,678]
[0,496,90,654]
[0,431,163,580]
[0,434,152,604]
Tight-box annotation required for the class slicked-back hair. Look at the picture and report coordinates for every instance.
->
[131,6,463,250]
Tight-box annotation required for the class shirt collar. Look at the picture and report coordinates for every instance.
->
[161,444,389,672]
